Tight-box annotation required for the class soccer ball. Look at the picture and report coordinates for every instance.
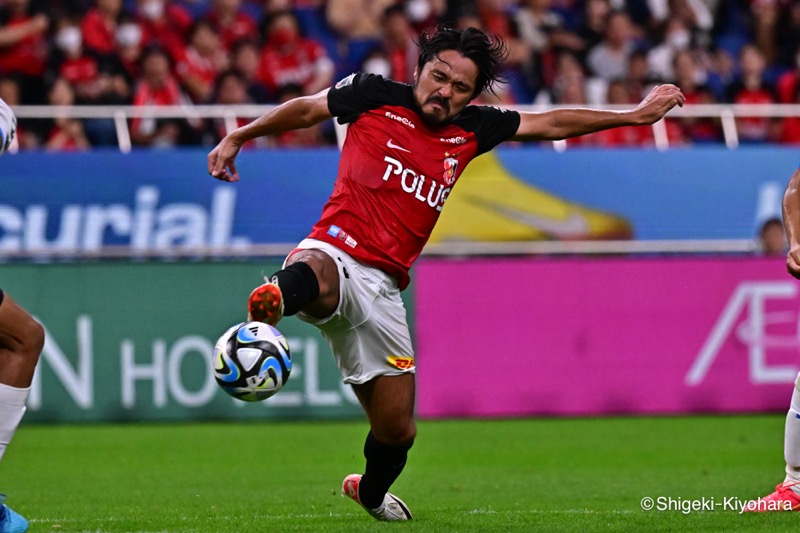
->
[212,321,292,402]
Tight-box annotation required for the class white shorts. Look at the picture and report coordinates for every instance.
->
[288,239,415,385]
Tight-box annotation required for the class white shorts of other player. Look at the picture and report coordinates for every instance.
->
[0,98,17,155]
[287,238,415,385]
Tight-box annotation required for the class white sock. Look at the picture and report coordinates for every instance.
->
[0,382,30,463]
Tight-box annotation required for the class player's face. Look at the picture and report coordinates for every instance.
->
[413,50,478,125]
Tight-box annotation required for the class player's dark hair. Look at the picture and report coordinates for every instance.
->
[416,25,508,98]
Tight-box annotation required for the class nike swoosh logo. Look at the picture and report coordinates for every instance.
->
[387,139,411,153]
[467,196,591,238]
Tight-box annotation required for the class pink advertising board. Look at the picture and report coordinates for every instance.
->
[414,257,800,418]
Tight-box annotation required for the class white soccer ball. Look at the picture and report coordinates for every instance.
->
[211,321,292,402]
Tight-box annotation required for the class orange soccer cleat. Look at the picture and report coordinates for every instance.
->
[247,279,284,326]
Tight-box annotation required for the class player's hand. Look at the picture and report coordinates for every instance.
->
[787,245,800,279]
[632,84,685,125]
[208,135,242,182]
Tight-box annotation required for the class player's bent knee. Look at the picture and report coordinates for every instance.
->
[19,317,45,362]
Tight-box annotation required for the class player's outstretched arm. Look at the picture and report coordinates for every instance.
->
[512,84,685,141]
[208,88,334,182]
[783,168,800,279]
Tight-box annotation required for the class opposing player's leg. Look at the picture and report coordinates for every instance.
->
[248,249,338,324]
[343,374,415,521]
[745,372,800,512]
[0,291,44,533]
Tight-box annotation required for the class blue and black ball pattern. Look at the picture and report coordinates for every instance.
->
[212,322,292,402]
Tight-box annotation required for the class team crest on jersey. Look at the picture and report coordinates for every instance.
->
[443,153,459,185]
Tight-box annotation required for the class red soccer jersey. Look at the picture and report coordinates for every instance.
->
[308,73,520,289]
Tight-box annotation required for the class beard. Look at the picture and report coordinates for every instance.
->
[419,96,451,126]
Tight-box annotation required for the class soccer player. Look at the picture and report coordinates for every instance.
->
[0,99,40,533]
[208,25,684,520]
[745,166,800,512]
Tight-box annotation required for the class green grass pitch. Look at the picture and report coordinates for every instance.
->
[3,415,800,532]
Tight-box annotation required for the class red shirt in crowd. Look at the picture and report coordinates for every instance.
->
[174,46,220,101]
[130,77,183,135]
[81,8,117,56]
[728,82,776,142]
[258,38,330,94]
[138,4,193,61]
[0,14,48,76]
[204,10,258,51]
[59,56,100,86]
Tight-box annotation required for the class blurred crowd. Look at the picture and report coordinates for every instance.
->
[2,0,800,150]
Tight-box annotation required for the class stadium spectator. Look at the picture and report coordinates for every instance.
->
[646,15,694,82]
[205,68,263,146]
[776,46,800,105]
[175,18,229,103]
[704,44,736,101]
[52,16,132,104]
[624,48,656,101]
[268,82,326,147]
[453,5,525,104]
[0,0,50,104]
[670,48,722,144]
[588,78,654,146]
[514,0,584,97]
[325,0,396,40]
[546,52,594,147]
[230,38,272,102]
[773,1,800,68]
[378,4,418,84]
[749,0,780,67]
[777,86,800,144]
[404,0,446,35]
[130,45,194,146]
[258,10,334,96]
[360,47,391,80]
[48,15,129,145]
[575,0,610,62]
[757,216,787,257]
[114,14,145,81]
[586,9,639,82]
[81,0,126,58]
[472,0,530,69]
[538,50,587,104]
[203,0,258,52]
[726,43,778,143]
[135,0,193,62]
[43,77,92,151]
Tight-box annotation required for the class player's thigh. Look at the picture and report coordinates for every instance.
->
[0,292,44,355]
[353,373,416,444]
